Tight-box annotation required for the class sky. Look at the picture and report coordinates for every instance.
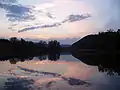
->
[0,0,119,44]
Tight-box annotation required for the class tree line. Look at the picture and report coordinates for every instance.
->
[0,37,61,58]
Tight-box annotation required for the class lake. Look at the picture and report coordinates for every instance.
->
[0,54,120,90]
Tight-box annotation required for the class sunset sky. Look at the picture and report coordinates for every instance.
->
[0,0,119,44]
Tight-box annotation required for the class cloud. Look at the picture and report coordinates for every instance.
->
[0,0,35,22]
[0,0,91,35]
[18,23,62,32]
[0,1,56,31]
[0,2,35,22]
[46,12,55,19]
[62,14,91,23]
[18,14,91,32]
[36,10,56,19]
[17,66,91,86]
[0,0,56,22]
[0,0,17,3]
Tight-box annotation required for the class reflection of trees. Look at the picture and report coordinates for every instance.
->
[48,53,60,61]
[9,58,25,64]
[9,59,17,64]
[38,55,47,60]
[72,52,120,76]
[4,53,60,64]
[38,53,60,61]
[96,55,120,76]
[98,63,120,76]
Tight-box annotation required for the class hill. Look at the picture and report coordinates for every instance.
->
[72,29,120,53]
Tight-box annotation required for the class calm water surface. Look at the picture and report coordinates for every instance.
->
[0,54,120,90]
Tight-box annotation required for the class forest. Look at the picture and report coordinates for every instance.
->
[0,37,61,58]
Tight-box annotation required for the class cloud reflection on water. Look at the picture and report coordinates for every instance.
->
[0,55,120,90]
[1,59,95,90]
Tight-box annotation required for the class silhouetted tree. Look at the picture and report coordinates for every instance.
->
[0,37,62,60]
[48,40,61,53]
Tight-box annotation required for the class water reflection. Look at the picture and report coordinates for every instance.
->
[72,52,120,76]
[38,53,60,61]
[0,56,94,90]
[0,53,60,64]
[38,55,47,61]
[0,54,120,90]
[48,53,60,61]
[4,78,34,90]
[1,52,120,76]
[9,57,33,64]
[17,66,91,86]
[4,77,91,90]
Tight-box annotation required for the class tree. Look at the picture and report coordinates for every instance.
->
[48,40,61,53]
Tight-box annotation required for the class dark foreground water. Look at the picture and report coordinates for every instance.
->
[0,54,120,90]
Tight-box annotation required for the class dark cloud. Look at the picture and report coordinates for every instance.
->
[6,13,35,22]
[0,0,90,32]
[18,14,91,32]
[41,23,61,28]
[0,0,56,23]
[18,26,41,33]
[0,3,35,21]
[0,0,36,22]
[18,23,61,32]
[62,14,91,23]
[0,0,17,3]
